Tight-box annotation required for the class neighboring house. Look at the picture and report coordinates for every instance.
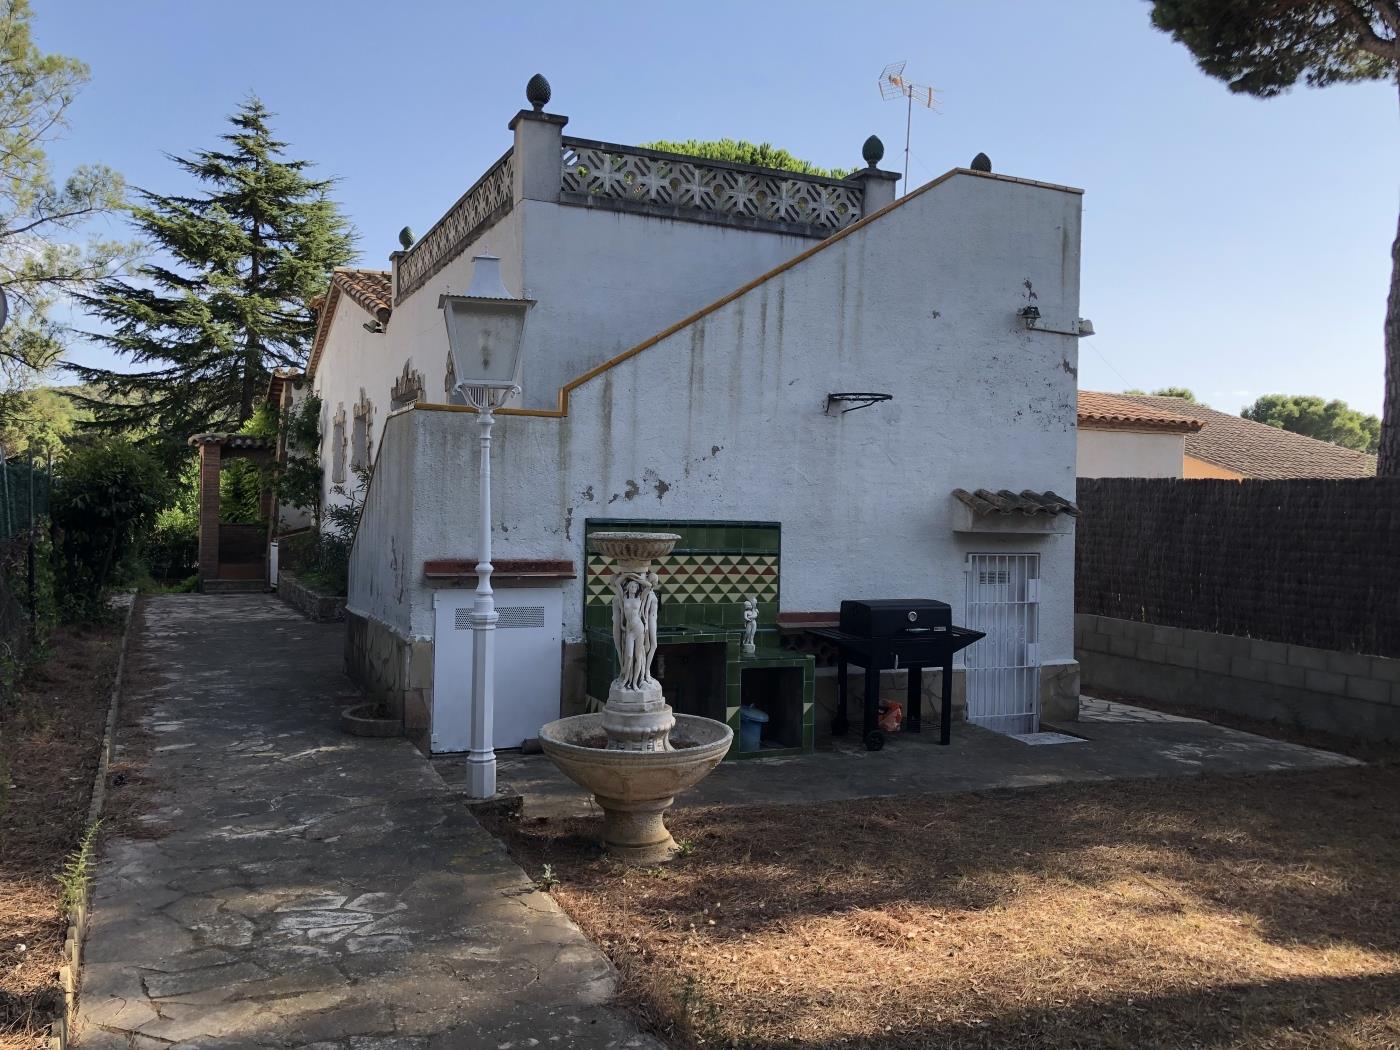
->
[1077,391,1377,480]
[298,77,1088,754]
[1076,391,1202,478]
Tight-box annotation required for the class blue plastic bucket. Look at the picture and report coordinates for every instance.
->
[739,705,769,752]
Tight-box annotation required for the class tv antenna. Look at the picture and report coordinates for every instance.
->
[878,61,939,194]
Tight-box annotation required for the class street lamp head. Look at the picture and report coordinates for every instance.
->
[439,255,535,408]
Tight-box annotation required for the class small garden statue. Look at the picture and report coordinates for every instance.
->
[741,595,758,655]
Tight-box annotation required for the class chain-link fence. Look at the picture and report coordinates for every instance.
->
[0,455,51,541]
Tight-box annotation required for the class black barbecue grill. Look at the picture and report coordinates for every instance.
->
[809,599,985,751]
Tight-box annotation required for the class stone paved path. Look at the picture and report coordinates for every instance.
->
[77,595,658,1050]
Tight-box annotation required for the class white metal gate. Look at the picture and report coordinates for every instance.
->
[964,553,1041,735]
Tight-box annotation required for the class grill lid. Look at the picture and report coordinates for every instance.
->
[839,599,952,638]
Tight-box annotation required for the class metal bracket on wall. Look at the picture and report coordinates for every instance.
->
[825,392,893,416]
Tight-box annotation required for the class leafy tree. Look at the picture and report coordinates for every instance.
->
[638,139,851,179]
[51,438,170,619]
[1123,387,1197,400]
[219,404,278,524]
[1151,386,1197,402]
[1148,0,1400,473]
[1242,393,1380,452]
[0,384,86,457]
[0,1,131,397]
[72,98,355,465]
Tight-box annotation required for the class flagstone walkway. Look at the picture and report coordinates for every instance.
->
[76,594,658,1050]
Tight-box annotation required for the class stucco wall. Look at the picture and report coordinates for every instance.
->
[1077,428,1184,478]
[350,171,1084,670]
[315,194,819,501]
[1184,454,1243,480]
[348,407,419,635]
[514,200,814,409]
[310,295,401,513]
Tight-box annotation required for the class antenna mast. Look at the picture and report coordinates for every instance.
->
[878,61,939,194]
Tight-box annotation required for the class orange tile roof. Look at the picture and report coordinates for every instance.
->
[1114,395,1377,480]
[334,268,392,320]
[306,268,393,379]
[1077,390,1202,433]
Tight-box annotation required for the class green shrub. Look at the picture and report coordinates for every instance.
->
[278,461,366,597]
[52,439,170,620]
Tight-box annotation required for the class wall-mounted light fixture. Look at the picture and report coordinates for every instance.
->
[1017,307,1097,338]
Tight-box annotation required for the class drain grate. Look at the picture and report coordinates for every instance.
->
[1008,731,1086,746]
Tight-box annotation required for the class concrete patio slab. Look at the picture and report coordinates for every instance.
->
[75,595,659,1050]
[434,694,1360,819]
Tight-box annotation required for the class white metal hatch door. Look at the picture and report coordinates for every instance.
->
[432,587,563,753]
[964,553,1041,735]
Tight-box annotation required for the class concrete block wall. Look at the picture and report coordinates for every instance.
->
[1077,614,1400,741]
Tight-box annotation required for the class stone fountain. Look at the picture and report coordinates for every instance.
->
[539,532,733,862]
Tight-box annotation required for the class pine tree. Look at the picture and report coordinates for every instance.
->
[72,98,355,463]
[0,0,132,425]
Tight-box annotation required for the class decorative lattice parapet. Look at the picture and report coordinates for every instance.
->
[560,137,863,238]
[395,150,515,302]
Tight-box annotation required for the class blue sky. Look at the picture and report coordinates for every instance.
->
[38,0,1399,415]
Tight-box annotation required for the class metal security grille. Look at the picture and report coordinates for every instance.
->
[453,606,547,629]
[497,606,546,629]
[964,553,1041,735]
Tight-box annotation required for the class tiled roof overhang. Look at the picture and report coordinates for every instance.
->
[1119,394,1378,480]
[263,367,303,409]
[306,268,393,380]
[1077,391,1203,434]
[423,558,576,582]
[952,488,1080,517]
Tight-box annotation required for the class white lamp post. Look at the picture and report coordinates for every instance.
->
[439,254,534,799]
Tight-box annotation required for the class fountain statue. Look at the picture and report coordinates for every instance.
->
[539,532,733,861]
[741,595,758,655]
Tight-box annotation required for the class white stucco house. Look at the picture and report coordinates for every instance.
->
[289,76,1089,755]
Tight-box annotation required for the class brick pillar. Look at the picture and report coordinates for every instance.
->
[197,442,221,584]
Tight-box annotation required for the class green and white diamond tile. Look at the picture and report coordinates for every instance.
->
[585,552,778,606]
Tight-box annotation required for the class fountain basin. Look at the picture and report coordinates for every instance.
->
[588,530,681,569]
[539,712,733,862]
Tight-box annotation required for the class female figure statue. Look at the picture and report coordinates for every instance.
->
[612,571,661,690]
[741,595,758,655]
[618,579,647,690]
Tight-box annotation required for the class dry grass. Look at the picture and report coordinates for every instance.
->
[487,765,1400,1049]
[0,618,123,1046]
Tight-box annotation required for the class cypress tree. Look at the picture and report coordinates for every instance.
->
[73,97,355,463]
